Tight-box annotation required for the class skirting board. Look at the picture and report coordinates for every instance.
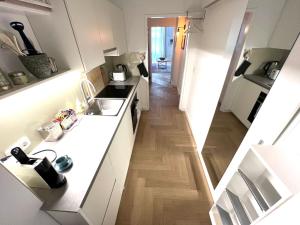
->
[183,111,216,201]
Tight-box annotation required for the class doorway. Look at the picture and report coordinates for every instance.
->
[148,18,177,87]
[201,0,300,189]
[151,26,175,85]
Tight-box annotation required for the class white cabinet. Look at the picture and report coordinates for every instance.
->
[93,0,127,55]
[108,3,127,55]
[136,77,150,111]
[109,101,134,188]
[49,154,117,225]
[93,0,115,51]
[231,78,269,128]
[64,0,105,72]
[28,0,105,73]
[81,155,116,225]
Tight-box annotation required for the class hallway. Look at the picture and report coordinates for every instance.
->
[116,74,212,225]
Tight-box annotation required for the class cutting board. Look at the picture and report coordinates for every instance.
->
[86,66,105,94]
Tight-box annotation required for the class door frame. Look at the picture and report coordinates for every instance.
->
[145,13,185,82]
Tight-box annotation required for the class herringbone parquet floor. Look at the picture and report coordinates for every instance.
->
[115,73,213,225]
[202,109,247,188]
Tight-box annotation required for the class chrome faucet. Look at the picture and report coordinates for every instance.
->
[80,79,96,106]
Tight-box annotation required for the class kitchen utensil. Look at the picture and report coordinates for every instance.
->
[19,53,52,78]
[112,64,128,81]
[34,157,67,188]
[0,70,12,91]
[112,71,127,81]
[10,147,31,164]
[0,32,25,56]
[54,155,73,172]
[10,21,38,55]
[8,71,29,85]
[268,69,280,80]
[115,64,128,73]
[234,60,251,76]
[263,61,279,76]
[12,35,24,55]
[48,57,58,73]
[38,121,64,142]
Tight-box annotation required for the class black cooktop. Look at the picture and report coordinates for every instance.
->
[95,85,133,98]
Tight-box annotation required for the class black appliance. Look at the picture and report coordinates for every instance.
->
[247,92,267,123]
[115,64,128,73]
[131,94,139,133]
[11,147,66,188]
[10,21,38,55]
[234,60,251,76]
[263,61,279,76]
[95,85,133,98]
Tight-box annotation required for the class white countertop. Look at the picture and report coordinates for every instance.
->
[31,77,140,212]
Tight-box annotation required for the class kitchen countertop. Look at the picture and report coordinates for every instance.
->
[31,77,140,212]
[243,74,275,90]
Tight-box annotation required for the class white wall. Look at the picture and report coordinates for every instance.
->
[245,0,286,49]
[0,70,84,158]
[180,0,248,152]
[112,0,202,56]
[269,0,300,49]
[215,35,300,200]
[0,164,59,225]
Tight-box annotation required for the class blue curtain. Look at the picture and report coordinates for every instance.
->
[151,27,175,63]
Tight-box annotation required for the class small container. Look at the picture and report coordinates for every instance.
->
[0,70,12,92]
[38,121,64,142]
[19,53,52,79]
[8,71,29,85]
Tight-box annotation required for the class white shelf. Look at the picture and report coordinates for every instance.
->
[210,205,235,225]
[0,70,69,100]
[227,173,262,223]
[0,0,52,14]
[251,145,300,195]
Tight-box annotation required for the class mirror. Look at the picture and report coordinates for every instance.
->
[201,0,300,188]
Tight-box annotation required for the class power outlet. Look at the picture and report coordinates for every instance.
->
[5,136,31,156]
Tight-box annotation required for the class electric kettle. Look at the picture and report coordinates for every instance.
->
[112,64,128,81]
[263,61,279,77]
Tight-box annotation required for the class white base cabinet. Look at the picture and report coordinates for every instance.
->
[49,89,138,225]
[49,154,117,225]
[109,105,134,188]
[230,78,269,128]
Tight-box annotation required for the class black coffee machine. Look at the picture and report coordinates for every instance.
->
[10,147,66,188]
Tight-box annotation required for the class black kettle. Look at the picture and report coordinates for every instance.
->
[115,64,128,73]
[263,61,279,76]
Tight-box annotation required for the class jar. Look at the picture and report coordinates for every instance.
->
[8,71,29,85]
[0,70,11,92]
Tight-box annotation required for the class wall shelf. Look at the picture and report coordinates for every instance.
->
[238,169,269,212]
[226,189,251,225]
[0,0,52,15]
[209,144,299,225]
[209,204,235,225]
[0,69,69,100]
[216,205,234,225]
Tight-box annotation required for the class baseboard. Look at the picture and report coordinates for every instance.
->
[183,112,215,204]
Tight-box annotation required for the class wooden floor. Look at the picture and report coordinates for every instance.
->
[202,109,248,188]
[115,73,213,225]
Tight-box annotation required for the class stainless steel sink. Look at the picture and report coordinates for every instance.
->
[85,99,125,116]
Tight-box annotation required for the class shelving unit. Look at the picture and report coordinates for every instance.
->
[0,70,69,100]
[238,169,269,212]
[209,144,298,225]
[0,0,52,14]
[226,189,251,225]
